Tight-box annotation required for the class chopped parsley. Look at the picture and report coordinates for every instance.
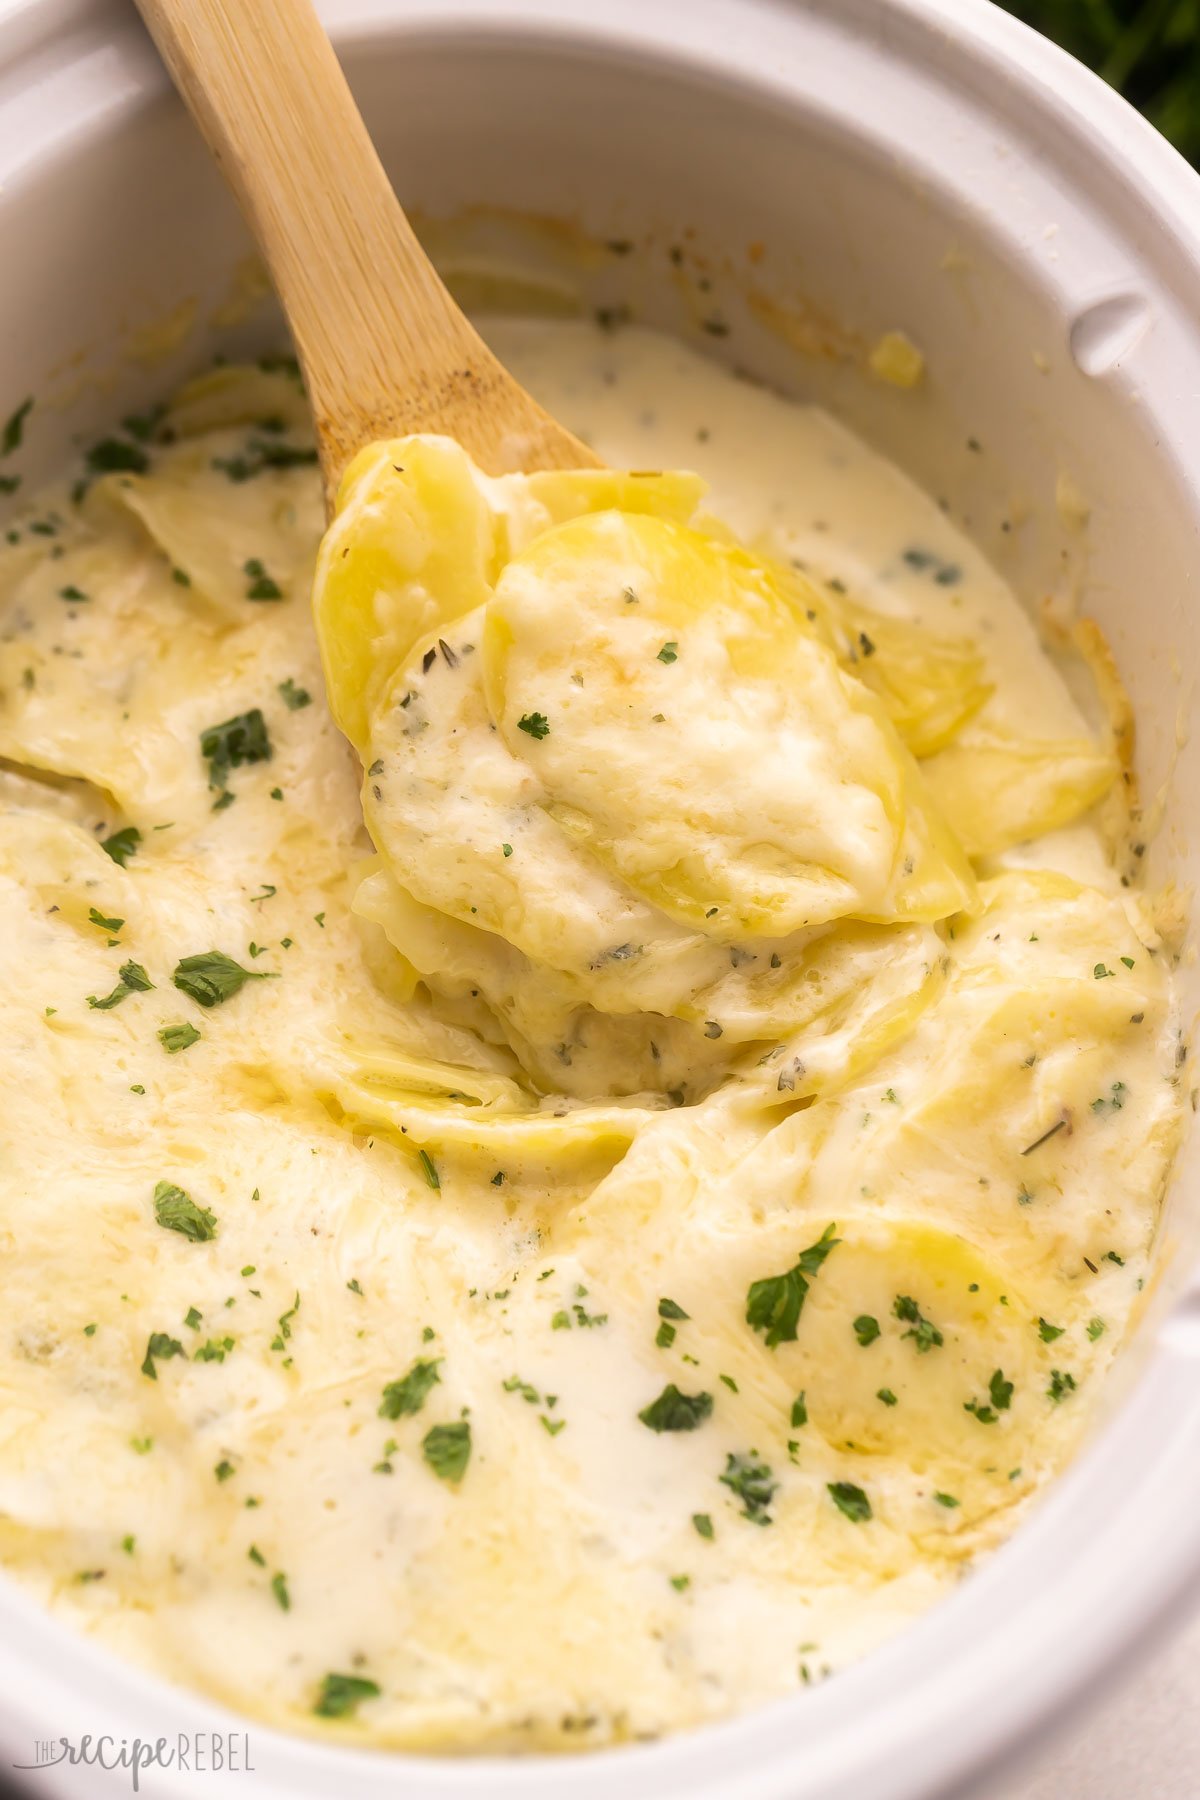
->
[417,1149,440,1190]
[638,1384,714,1432]
[745,1223,839,1347]
[270,1572,290,1611]
[278,677,311,710]
[658,1298,689,1321]
[100,826,141,867]
[422,1419,471,1483]
[270,1292,300,1353]
[1091,1082,1127,1116]
[213,439,318,483]
[720,1451,777,1524]
[200,708,272,801]
[964,1368,1013,1423]
[934,1492,960,1509]
[379,1358,442,1419]
[87,960,153,1011]
[243,557,283,600]
[790,1392,808,1428]
[657,642,679,664]
[692,1512,714,1539]
[313,1672,381,1719]
[893,1293,943,1353]
[173,950,274,1008]
[158,1020,201,1054]
[517,712,550,739]
[86,437,149,476]
[1047,1369,1077,1403]
[140,1332,184,1380]
[877,1388,898,1407]
[2,397,32,457]
[87,906,124,935]
[828,1481,872,1523]
[1087,1317,1107,1341]
[1037,1317,1065,1342]
[153,1179,217,1242]
[853,1314,880,1347]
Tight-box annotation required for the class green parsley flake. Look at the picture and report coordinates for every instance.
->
[278,676,311,710]
[2,397,33,457]
[86,437,148,476]
[200,708,272,801]
[159,1020,201,1054]
[379,1359,442,1419]
[720,1451,777,1524]
[153,1179,218,1242]
[657,642,679,664]
[173,950,274,1008]
[243,557,283,601]
[692,1512,714,1540]
[88,961,153,1011]
[638,1384,713,1432]
[313,1672,381,1719]
[517,711,550,739]
[790,1392,808,1428]
[422,1419,471,1483]
[745,1223,839,1347]
[965,1368,1013,1423]
[893,1293,943,1352]
[1037,1317,1065,1342]
[100,826,142,867]
[417,1149,440,1190]
[828,1481,872,1523]
[140,1332,184,1380]
[853,1313,880,1347]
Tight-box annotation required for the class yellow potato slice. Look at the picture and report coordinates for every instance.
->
[839,607,993,757]
[921,728,1118,856]
[482,510,974,935]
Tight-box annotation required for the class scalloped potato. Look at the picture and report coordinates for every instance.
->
[0,319,1185,1752]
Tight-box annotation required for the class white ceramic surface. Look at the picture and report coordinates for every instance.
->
[1,1,1200,1795]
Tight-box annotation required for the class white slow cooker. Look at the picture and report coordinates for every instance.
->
[1,1,1199,1795]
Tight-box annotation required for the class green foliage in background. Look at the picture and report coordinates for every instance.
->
[1000,0,1200,164]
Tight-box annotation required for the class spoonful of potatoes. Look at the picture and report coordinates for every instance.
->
[133,0,599,505]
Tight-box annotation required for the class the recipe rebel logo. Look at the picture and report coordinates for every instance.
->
[11,1732,255,1790]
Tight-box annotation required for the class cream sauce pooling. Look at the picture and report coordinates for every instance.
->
[0,322,1184,1751]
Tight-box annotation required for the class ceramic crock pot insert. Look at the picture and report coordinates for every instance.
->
[1,2,1199,1796]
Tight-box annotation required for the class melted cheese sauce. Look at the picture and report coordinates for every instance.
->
[0,321,1185,1750]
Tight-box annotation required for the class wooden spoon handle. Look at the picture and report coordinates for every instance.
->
[134,0,597,494]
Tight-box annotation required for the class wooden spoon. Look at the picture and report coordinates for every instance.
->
[133,0,599,507]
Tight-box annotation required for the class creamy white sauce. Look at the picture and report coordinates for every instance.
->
[0,322,1183,1751]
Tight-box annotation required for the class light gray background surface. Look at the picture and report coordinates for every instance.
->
[989,1607,1200,1799]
